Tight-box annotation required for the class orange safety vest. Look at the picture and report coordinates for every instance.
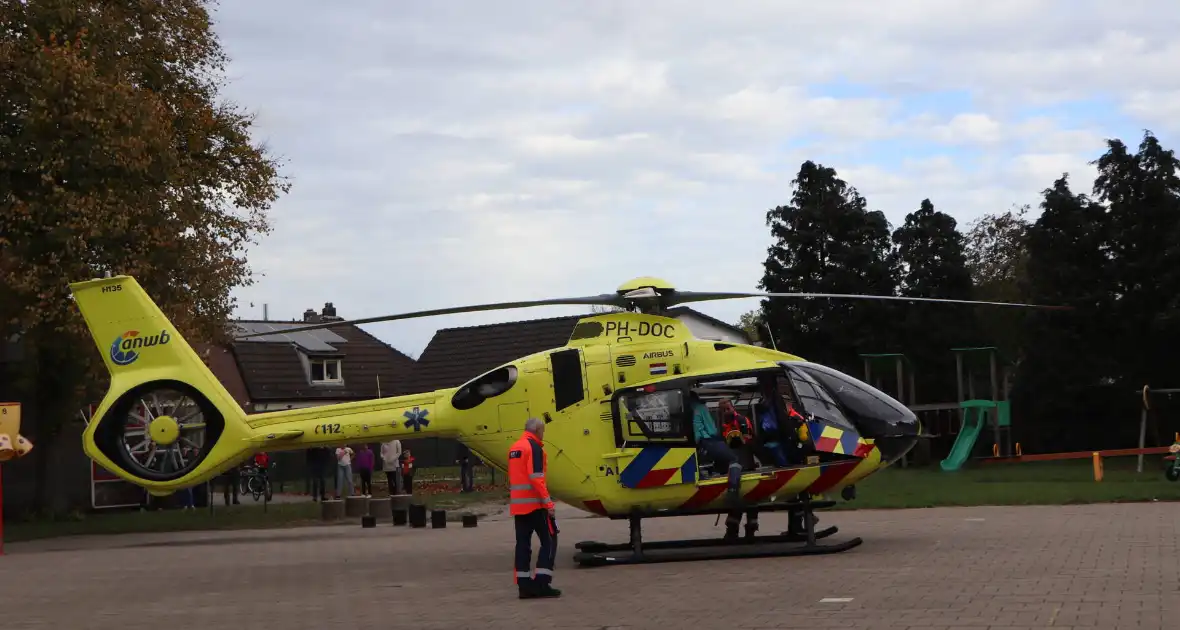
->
[508,431,554,515]
[722,413,754,444]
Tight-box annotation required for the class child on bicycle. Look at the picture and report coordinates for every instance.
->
[254,451,270,478]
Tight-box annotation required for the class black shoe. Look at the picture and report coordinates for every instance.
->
[723,525,739,542]
[535,585,562,598]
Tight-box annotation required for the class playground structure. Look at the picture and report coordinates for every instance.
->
[859,347,1013,471]
[0,402,35,555]
[975,385,1180,479]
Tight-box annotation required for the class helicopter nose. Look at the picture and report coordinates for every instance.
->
[874,410,920,465]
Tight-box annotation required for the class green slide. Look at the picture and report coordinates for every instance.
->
[939,400,993,472]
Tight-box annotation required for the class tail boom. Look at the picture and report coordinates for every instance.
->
[242,392,456,451]
[70,275,471,494]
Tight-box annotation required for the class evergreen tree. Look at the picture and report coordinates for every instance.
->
[1093,131,1180,387]
[1013,175,1114,450]
[759,160,898,372]
[891,199,977,400]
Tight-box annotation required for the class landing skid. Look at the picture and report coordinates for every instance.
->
[573,497,860,567]
[575,525,841,554]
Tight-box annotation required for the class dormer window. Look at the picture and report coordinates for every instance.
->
[310,358,342,384]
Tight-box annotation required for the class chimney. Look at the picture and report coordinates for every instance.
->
[321,302,343,321]
[303,308,319,322]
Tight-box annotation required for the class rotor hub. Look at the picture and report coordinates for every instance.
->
[616,276,676,294]
[148,415,181,446]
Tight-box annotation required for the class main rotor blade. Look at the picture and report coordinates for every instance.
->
[233,294,625,339]
[666,291,1071,310]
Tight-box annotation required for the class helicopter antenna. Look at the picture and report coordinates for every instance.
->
[764,321,778,351]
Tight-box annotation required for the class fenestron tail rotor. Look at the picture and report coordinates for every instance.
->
[233,276,1069,341]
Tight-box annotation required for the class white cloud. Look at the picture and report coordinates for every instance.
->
[211,0,1180,357]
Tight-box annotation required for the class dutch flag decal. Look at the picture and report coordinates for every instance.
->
[649,363,668,375]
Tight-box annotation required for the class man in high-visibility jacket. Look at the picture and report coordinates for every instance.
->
[509,416,561,599]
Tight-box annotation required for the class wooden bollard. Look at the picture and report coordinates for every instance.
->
[321,499,345,521]
[370,496,393,519]
[390,494,412,514]
[408,503,427,528]
[462,513,478,528]
[1092,452,1104,482]
[345,495,369,518]
[431,509,447,529]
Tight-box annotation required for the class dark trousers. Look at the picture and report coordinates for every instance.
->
[699,437,737,470]
[310,462,327,500]
[726,508,760,533]
[514,510,558,588]
[403,472,414,493]
[358,469,373,495]
[460,459,474,492]
[222,468,240,505]
[384,471,398,495]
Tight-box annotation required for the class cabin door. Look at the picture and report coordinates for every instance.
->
[607,382,699,489]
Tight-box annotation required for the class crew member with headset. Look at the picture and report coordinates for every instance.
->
[508,416,562,599]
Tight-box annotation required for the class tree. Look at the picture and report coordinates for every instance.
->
[1092,131,1180,388]
[963,206,1031,359]
[737,310,765,345]
[0,0,289,511]
[1012,175,1115,450]
[891,198,978,400]
[759,160,898,371]
[964,204,1030,301]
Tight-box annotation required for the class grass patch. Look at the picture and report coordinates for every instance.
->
[837,456,1178,510]
[5,485,508,544]
[5,502,326,543]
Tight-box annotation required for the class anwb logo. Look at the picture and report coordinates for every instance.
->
[109,329,172,366]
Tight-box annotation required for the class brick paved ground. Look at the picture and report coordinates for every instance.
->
[2,502,1179,630]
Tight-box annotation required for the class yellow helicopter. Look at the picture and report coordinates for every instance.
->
[68,274,1062,566]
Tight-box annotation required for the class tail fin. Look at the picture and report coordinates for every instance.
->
[70,276,252,492]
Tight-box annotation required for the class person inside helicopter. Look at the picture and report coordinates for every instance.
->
[718,398,757,469]
[754,399,789,467]
[761,373,812,464]
[690,391,742,494]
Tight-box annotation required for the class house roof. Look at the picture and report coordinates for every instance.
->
[663,306,750,340]
[231,319,416,402]
[406,314,584,393]
[404,307,747,393]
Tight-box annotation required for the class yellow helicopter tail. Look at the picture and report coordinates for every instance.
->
[70,275,255,493]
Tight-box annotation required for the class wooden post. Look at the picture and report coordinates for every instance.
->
[989,350,1001,454]
[863,358,871,383]
[908,372,916,409]
[955,352,965,431]
[0,465,5,556]
[1092,452,1104,482]
[1138,407,1148,473]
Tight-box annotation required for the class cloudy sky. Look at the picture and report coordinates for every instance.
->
[212,0,1180,358]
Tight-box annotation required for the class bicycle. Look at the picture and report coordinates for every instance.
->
[238,462,275,502]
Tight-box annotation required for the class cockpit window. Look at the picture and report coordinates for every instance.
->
[791,362,913,433]
[783,366,857,432]
[451,365,518,410]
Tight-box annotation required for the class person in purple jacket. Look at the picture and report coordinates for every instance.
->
[355,444,375,497]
